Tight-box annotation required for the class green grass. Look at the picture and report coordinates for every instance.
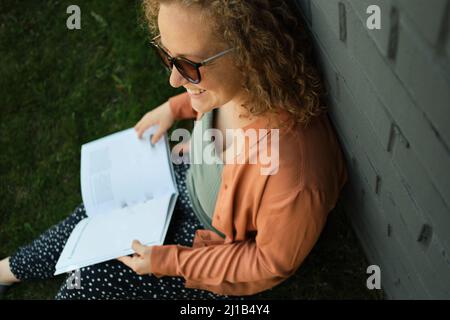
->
[0,0,382,300]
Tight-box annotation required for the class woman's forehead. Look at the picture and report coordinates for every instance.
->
[157,3,216,59]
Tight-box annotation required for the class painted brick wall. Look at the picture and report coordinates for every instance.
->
[295,0,450,299]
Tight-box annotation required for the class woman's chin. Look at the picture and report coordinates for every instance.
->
[192,102,215,114]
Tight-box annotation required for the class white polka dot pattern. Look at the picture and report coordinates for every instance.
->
[9,164,246,300]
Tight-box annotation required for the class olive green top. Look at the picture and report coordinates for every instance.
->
[185,108,225,238]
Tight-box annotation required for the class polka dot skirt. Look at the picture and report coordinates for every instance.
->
[9,163,246,300]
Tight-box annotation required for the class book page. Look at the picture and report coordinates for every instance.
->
[54,193,175,275]
[80,127,176,217]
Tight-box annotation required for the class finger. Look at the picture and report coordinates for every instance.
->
[136,118,155,139]
[151,128,166,145]
[138,126,151,139]
[134,118,145,131]
[137,125,147,139]
[137,129,144,139]
[117,256,134,268]
[132,240,146,256]
[133,122,142,137]
[151,133,161,145]
[143,121,161,140]
[134,122,142,132]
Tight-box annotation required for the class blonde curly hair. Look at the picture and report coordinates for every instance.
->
[142,0,327,127]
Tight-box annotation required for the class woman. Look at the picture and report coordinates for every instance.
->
[0,0,347,299]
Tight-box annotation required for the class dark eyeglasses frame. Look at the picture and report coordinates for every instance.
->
[150,34,235,84]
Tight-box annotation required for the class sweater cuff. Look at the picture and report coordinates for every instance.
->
[151,244,180,277]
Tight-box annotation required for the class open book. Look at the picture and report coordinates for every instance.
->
[54,127,178,275]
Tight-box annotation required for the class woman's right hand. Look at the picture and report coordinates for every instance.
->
[134,100,175,144]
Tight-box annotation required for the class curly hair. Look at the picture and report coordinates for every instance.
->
[142,0,327,128]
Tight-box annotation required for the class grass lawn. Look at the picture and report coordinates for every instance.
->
[0,0,383,300]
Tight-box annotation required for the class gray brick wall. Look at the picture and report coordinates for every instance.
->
[295,0,450,299]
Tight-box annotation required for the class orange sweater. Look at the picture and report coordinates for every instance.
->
[150,92,348,296]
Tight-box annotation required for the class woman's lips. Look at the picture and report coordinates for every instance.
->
[186,88,207,99]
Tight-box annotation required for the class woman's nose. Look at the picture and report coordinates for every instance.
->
[169,65,188,88]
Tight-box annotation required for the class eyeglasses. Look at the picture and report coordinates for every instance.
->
[150,34,235,84]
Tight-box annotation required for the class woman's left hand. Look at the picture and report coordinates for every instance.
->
[117,240,153,275]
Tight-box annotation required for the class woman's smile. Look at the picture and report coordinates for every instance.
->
[185,87,207,99]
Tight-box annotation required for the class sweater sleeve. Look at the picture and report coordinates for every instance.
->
[149,187,331,295]
[168,92,198,120]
